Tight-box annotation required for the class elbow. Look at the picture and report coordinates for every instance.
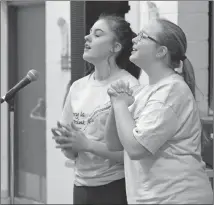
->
[124,140,152,160]
[128,152,143,160]
[126,149,149,160]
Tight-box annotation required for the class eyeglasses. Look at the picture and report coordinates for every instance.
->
[136,31,162,45]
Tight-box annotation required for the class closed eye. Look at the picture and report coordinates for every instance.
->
[94,34,100,37]
[87,32,100,38]
[89,28,104,38]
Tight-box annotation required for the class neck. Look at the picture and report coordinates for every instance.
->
[144,62,175,85]
[93,60,120,81]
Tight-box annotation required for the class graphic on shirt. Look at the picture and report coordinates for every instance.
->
[85,102,111,127]
[83,102,111,128]
[72,101,111,141]
[73,111,88,125]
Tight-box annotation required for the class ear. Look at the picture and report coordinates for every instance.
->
[111,42,122,53]
[156,46,168,59]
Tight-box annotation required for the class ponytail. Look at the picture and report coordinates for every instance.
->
[182,58,196,98]
[155,19,196,98]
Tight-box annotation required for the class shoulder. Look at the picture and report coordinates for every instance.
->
[69,74,91,91]
[147,75,197,120]
[150,74,193,103]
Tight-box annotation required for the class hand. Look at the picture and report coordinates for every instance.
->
[51,121,71,145]
[61,148,78,159]
[107,80,134,107]
[52,121,78,157]
[53,122,91,152]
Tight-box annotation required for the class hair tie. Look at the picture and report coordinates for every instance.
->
[180,55,187,61]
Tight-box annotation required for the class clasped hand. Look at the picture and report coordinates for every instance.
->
[52,121,90,153]
[107,79,134,107]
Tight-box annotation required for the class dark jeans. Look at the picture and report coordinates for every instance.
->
[73,178,127,205]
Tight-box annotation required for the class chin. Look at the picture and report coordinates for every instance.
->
[129,55,142,68]
[83,53,93,62]
[129,54,137,64]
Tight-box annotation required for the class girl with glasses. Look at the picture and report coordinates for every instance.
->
[105,18,213,204]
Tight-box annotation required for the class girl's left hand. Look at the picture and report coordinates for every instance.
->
[53,122,90,152]
[107,80,134,107]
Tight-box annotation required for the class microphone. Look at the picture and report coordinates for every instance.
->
[1,69,39,104]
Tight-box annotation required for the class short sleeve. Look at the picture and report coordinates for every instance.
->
[133,100,178,154]
[60,85,74,125]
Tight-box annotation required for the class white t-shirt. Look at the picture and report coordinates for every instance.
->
[125,74,213,204]
[61,69,140,186]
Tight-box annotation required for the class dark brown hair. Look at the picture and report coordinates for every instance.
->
[156,18,195,97]
[85,13,141,79]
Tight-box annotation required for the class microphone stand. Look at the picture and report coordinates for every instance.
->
[5,98,15,205]
[0,70,39,204]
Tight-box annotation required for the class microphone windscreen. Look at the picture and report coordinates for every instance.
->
[27,69,39,82]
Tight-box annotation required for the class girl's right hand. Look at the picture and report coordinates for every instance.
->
[51,127,65,144]
[51,121,71,144]
[52,121,78,159]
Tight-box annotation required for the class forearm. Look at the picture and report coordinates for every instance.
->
[104,107,123,151]
[87,140,124,163]
[112,101,144,159]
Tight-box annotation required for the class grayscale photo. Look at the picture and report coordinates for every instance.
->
[1,1,213,204]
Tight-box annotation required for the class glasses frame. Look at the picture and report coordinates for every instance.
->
[136,31,162,45]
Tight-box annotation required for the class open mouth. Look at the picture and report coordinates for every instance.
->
[84,44,91,50]
[131,48,137,54]
[132,47,137,51]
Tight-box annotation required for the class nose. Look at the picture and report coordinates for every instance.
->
[84,33,91,42]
